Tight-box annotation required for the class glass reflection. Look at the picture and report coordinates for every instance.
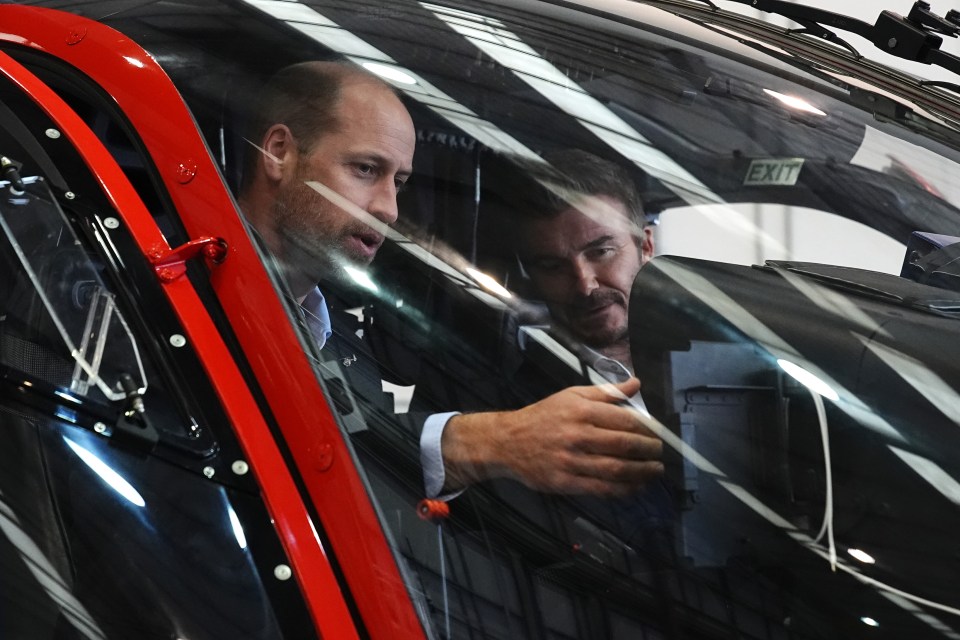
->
[63,436,146,508]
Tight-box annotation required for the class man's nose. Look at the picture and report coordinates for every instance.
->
[572,258,598,296]
[368,179,399,225]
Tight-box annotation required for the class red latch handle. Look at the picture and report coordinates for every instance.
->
[150,236,227,283]
[417,499,450,522]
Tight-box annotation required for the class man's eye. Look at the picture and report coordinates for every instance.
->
[586,247,616,261]
[355,163,376,176]
[395,178,409,193]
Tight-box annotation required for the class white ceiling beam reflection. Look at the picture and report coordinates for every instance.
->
[64,436,145,508]
[302,180,496,295]
[241,0,541,162]
[855,334,960,428]
[770,267,891,340]
[228,505,248,550]
[421,2,791,256]
[0,493,108,640]
[422,2,717,205]
[848,547,876,564]
[652,258,907,443]
[882,592,960,639]
[889,445,960,507]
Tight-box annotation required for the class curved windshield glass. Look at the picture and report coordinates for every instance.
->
[13,0,960,638]
[1,176,147,402]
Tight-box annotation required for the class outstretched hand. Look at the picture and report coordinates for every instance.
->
[442,378,663,496]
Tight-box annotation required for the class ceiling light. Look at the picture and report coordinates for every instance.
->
[466,267,512,298]
[848,548,876,564]
[777,359,839,401]
[763,88,827,116]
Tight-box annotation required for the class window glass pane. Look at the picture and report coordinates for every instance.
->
[0,61,315,640]
[205,2,960,637]
[1,177,146,402]
[38,0,960,637]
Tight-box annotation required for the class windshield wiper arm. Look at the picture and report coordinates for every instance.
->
[724,0,872,51]
[724,0,960,79]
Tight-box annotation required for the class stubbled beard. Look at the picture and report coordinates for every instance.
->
[560,288,629,348]
[272,181,370,287]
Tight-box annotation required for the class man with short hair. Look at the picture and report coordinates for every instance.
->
[516,149,653,367]
[430,150,661,497]
[239,60,414,324]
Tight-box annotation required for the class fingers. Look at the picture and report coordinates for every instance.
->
[581,401,659,437]
[534,460,665,497]
[569,377,641,403]
[579,429,663,460]
[534,425,664,496]
[568,454,664,484]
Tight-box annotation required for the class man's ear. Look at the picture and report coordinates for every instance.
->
[261,124,297,182]
[639,226,655,264]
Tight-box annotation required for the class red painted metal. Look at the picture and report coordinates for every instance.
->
[0,6,427,639]
[0,45,365,640]
[417,499,451,521]
[150,236,228,283]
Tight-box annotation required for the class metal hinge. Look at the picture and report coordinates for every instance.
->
[149,236,227,283]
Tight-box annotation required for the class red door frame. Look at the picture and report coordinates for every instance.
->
[0,6,426,639]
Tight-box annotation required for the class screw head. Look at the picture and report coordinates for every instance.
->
[274,564,293,581]
[103,216,119,228]
[888,37,898,48]
[315,442,334,471]
[45,129,61,139]
[169,334,186,348]
[175,161,197,184]
[66,26,86,45]
[64,192,76,201]
[93,422,107,434]
[231,460,250,475]
[202,466,215,478]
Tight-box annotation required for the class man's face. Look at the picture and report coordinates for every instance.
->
[272,80,415,283]
[519,195,653,349]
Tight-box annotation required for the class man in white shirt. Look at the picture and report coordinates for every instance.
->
[430,150,663,498]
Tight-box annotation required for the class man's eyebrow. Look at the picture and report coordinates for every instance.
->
[524,234,620,263]
[581,234,617,250]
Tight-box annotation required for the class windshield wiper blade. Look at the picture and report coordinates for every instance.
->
[724,0,873,46]
[723,0,960,80]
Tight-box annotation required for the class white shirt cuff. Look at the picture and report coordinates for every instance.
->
[421,412,464,500]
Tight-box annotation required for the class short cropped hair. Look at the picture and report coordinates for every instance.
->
[242,60,395,185]
[529,149,645,228]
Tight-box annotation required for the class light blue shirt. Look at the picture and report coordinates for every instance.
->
[301,287,333,349]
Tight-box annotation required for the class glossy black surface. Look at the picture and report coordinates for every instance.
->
[6,0,960,638]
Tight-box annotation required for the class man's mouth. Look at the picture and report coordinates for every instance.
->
[572,291,623,313]
[346,230,385,259]
[356,231,384,250]
[583,301,613,314]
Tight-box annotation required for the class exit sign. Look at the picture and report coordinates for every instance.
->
[743,158,804,186]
